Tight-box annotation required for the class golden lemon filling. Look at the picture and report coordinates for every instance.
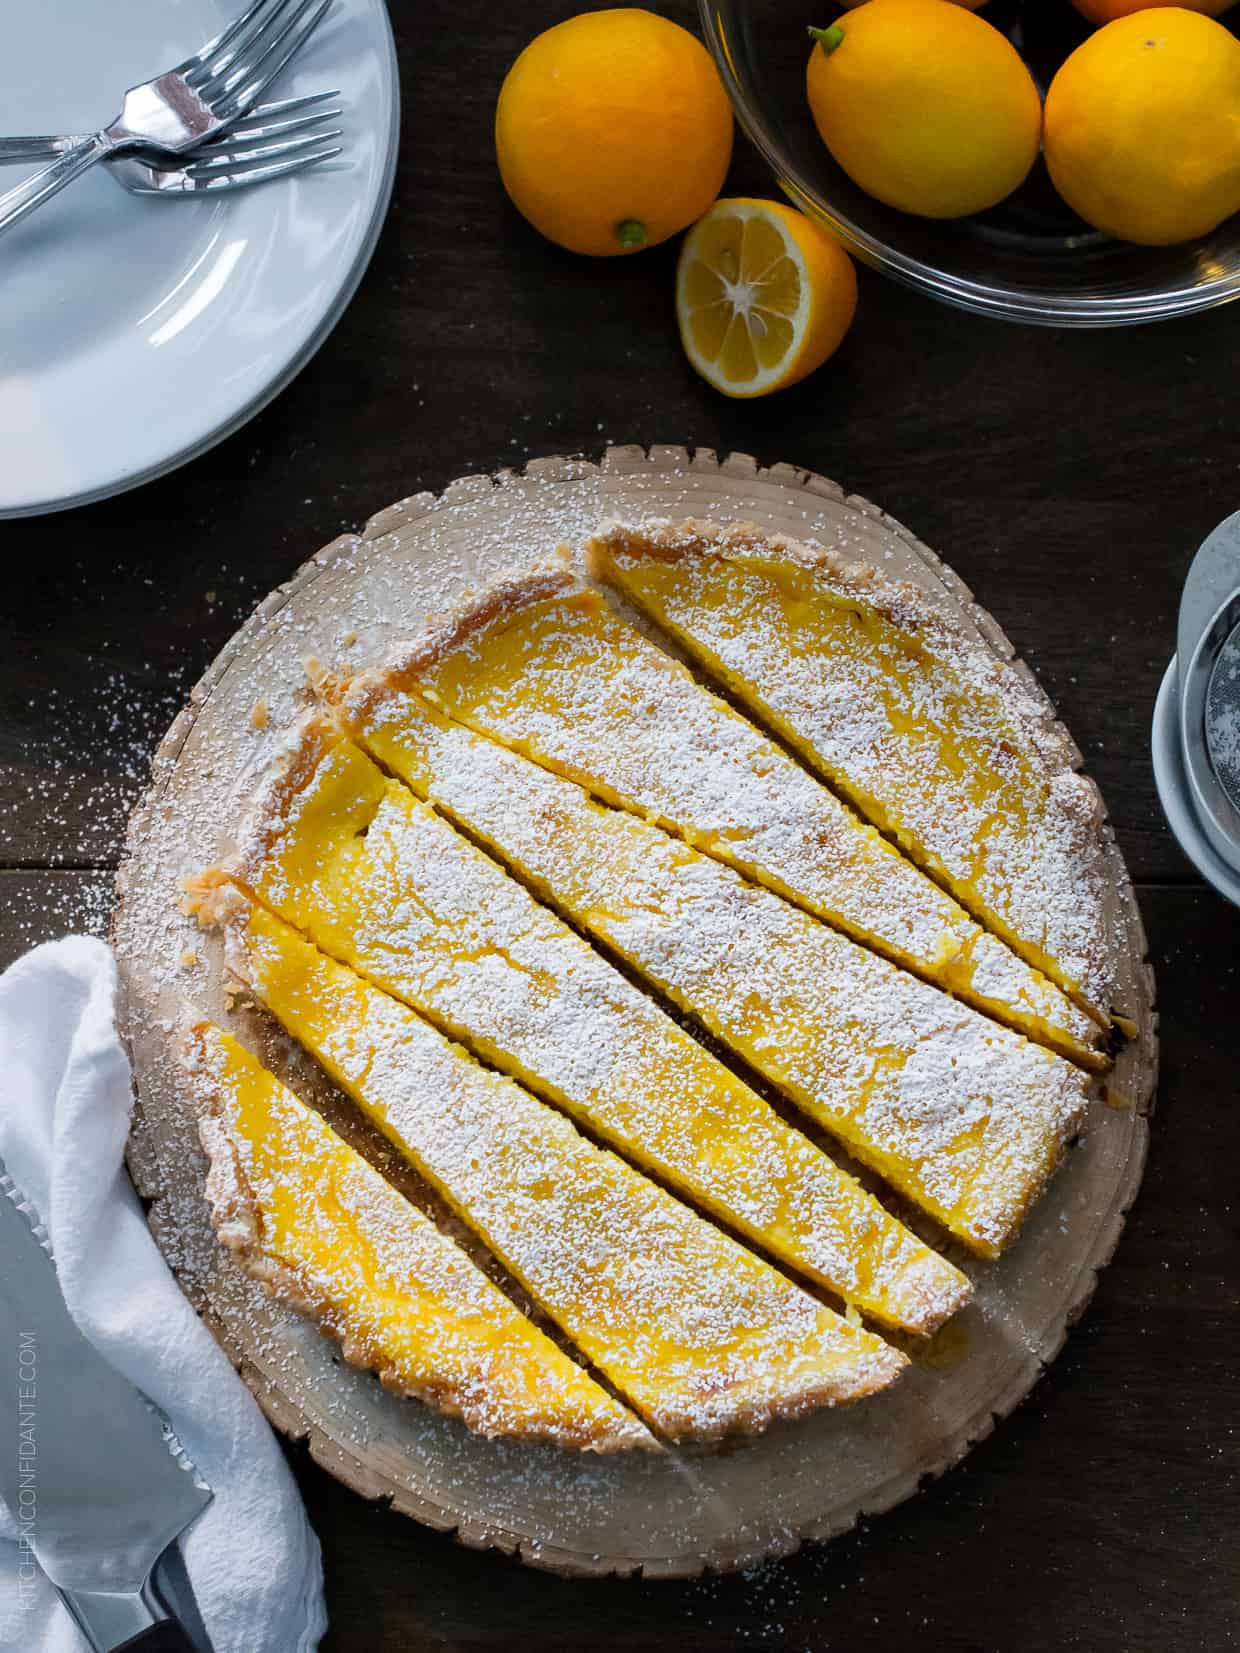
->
[205,900,904,1441]
[207,718,968,1336]
[182,519,1120,1450]
[347,570,1101,1071]
[182,1022,654,1451]
[588,521,1114,1025]
[333,684,1089,1258]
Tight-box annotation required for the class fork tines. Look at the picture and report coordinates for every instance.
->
[188,0,335,123]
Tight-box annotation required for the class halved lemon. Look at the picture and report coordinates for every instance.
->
[677,198,857,398]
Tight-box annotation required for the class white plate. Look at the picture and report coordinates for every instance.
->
[0,0,398,518]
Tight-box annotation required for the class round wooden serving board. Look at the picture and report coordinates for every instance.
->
[114,446,1157,1579]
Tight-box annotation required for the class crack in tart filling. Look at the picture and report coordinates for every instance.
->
[182,1022,656,1452]
[328,666,1090,1259]
[180,514,1119,1452]
[353,567,1103,1072]
[587,519,1118,1028]
[193,716,969,1337]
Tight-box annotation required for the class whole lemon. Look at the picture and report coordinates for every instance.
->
[1071,0,1233,19]
[805,0,1042,219]
[495,9,733,257]
[1044,9,1240,245]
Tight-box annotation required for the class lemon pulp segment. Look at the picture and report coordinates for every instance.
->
[676,199,856,396]
[682,206,804,381]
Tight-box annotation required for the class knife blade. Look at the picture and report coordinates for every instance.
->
[0,1158,211,1652]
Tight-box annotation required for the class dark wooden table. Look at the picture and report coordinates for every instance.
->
[3,3,1238,1648]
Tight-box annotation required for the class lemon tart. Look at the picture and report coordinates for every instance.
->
[356,569,1102,1070]
[329,678,1091,1258]
[197,893,906,1441]
[182,1021,654,1451]
[588,519,1115,1025]
[193,716,969,1336]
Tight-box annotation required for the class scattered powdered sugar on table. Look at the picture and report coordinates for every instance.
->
[1,665,194,861]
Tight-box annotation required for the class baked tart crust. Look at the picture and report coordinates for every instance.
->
[176,508,1125,1456]
[182,1021,655,1452]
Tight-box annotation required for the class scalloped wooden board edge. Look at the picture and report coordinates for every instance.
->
[113,446,1156,1579]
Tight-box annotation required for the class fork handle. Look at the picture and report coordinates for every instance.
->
[0,132,111,236]
[0,136,88,165]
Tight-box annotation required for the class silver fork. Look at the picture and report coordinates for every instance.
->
[115,120,343,195]
[0,0,332,237]
[0,93,343,196]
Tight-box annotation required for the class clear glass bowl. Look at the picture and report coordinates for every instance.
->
[699,0,1240,327]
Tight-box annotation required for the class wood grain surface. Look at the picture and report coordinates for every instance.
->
[2,0,1237,1647]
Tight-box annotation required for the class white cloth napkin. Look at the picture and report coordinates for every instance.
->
[0,938,327,1653]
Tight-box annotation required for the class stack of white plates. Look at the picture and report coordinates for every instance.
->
[0,0,399,517]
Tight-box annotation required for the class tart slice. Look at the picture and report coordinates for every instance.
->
[194,717,968,1337]
[354,569,1102,1070]
[588,519,1116,1025]
[202,896,905,1442]
[332,684,1091,1258]
[182,1021,654,1451]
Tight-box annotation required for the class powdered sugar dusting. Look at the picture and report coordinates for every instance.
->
[1205,623,1240,811]
[344,698,971,1334]
[215,903,904,1441]
[184,1021,653,1452]
[337,697,1087,1258]
[379,576,1099,1066]
[232,724,966,1335]
[592,521,1116,1019]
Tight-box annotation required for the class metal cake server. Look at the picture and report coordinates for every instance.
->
[0,1159,212,1652]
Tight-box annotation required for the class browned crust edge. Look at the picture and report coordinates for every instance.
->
[652,1339,908,1446]
[328,564,581,728]
[180,709,343,915]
